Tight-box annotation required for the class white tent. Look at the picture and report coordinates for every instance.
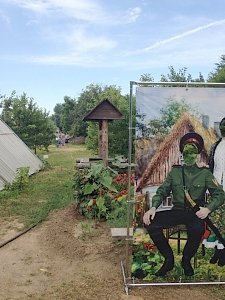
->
[0,119,43,190]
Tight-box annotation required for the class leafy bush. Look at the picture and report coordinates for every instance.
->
[73,163,135,229]
[73,162,118,219]
[107,172,135,227]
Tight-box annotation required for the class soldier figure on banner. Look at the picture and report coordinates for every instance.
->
[143,132,225,277]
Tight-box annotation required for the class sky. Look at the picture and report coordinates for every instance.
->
[136,86,225,126]
[1,0,225,114]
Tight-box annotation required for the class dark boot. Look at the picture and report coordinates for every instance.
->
[148,229,174,277]
[181,256,194,276]
[155,255,174,276]
[218,249,225,267]
[210,248,220,264]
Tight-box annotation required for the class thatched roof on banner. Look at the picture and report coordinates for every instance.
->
[135,137,162,178]
[136,112,217,192]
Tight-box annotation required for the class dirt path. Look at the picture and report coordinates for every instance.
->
[0,205,225,300]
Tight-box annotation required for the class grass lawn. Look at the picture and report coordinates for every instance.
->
[0,143,94,227]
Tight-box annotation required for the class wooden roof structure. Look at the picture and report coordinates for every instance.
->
[83,99,123,166]
[136,112,217,192]
[83,99,123,121]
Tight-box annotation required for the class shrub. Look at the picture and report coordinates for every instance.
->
[73,162,118,219]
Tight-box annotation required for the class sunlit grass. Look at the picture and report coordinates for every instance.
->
[0,143,93,227]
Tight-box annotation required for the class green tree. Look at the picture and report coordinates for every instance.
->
[139,98,198,138]
[159,98,198,133]
[60,96,76,134]
[84,85,131,157]
[160,66,205,82]
[73,84,103,137]
[139,73,154,84]
[208,54,225,82]
[52,103,63,131]
[0,91,55,152]
[52,98,76,134]
[52,84,104,138]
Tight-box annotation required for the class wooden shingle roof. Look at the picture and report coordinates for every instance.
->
[83,99,123,121]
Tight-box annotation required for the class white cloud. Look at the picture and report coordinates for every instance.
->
[6,0,49,13]
[3,0,223,73]
[29,54,82,65]
[0,9,11,26]
[24,53,103,66]
[125,19,225,56]
[123,7,142,23]
[8,47,124,67]
[4,0,105,21]
[40,25,117,53]
[64,28,117,52]
[4,0,141,25]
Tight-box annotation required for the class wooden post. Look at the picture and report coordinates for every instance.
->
[99,120,108,166]
[98,121,102,158]
[83,99,123,167]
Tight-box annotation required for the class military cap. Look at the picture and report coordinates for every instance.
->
[179,132,204,153]
[219,117,225,126]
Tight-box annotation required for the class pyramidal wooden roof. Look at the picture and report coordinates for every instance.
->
[83,99,123,121]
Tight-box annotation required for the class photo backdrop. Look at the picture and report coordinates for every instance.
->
[132,85,225,283]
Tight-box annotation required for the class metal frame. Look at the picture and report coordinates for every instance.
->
[124,80,225,295]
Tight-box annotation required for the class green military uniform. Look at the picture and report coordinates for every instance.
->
[152,164,225,212]
[145,164,225,277]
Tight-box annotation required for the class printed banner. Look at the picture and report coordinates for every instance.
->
[132,85,225,283]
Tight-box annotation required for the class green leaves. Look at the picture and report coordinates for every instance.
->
[208,54,225,83]
[84,182,98,195]
[0,91,55,152]
[5,167,30,191]
[73,162,118,219]
[86,163,103,178]
[99,176,117,192]
[84,163,118,193]
[96,196,107,213]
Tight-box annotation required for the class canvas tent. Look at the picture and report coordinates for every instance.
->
[0,118,43,190]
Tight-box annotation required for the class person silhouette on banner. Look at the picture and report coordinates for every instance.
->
[208,117,225,266]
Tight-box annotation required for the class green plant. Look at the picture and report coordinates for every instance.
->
[73,162,118,219]
[80,221,92,240]
[5,167,30,191]
[131,229,225,282]
[107,198,133,228]
[131,240,162,279]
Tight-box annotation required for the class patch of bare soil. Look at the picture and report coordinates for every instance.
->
[0,205,225,300]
